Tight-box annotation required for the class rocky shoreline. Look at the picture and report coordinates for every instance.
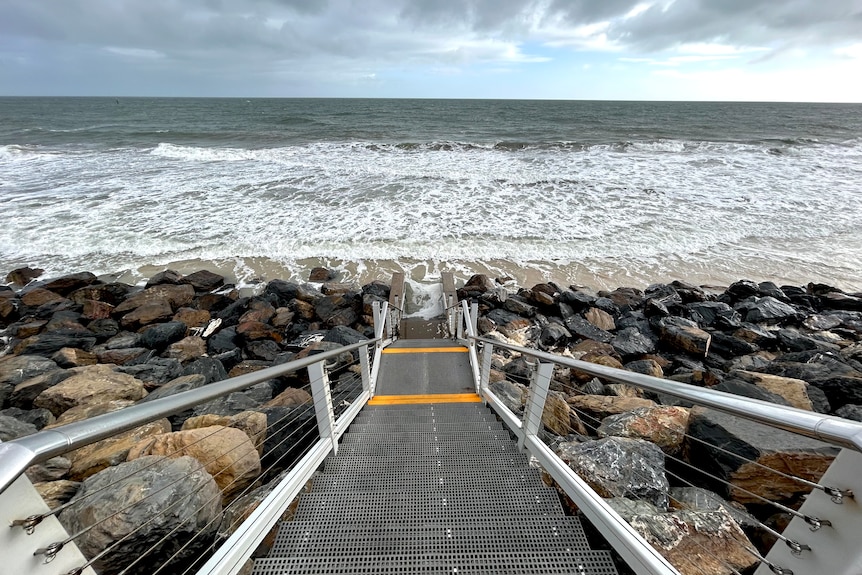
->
[2,266,862,575]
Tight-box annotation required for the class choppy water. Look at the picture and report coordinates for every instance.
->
[1,97,861,313]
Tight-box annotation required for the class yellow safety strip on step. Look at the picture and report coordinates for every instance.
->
[368,393,482,405]
[382,347,468,354]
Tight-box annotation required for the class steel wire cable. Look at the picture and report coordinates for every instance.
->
[500,366,798,574]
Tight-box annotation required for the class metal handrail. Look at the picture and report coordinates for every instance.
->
[0,337,381,497]
[471,335,862,453]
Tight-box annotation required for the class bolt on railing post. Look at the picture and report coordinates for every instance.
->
[307,361,337,456]
[520,361,554,451]
[359,343,372,396]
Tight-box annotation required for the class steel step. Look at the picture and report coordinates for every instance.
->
[271,517,594,556]
[347,420,505,432]
[310,467,542,492]
[252,549,619,575]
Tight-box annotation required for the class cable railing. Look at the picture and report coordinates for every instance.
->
[454,299,862,575]
[0,301,389,575]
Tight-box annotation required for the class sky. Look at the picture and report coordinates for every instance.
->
[1,0,861,102]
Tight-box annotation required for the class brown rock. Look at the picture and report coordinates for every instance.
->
[292,299,315,320]
[164,336,207,363]
[81,299,114,320]
[584,352,624,370]
[228,361,270,378]
[47,399,135,427]
[237,320,282,342]
[570,339,618,357]
[34,364,147,416]
[732,370,815,411]
[173,307,211,327]
[182,411,267,455]
[96,347,149,365]
[321,282,357,295]
[605,383,643,398]
[128,425,261,500]
[239,307,276,325]
[68,419,172,480]
[35,480,80,509]
[51,347,97,368]
[627,509,758,575]
[11,320,47,339]
[657,317,711,357]
[20,288,66,307]
[114,284,195,314]
[6,266,43,285]
[585,307,615,331]
[542,391,587,436]
[624,359,664,378]
[597,405,690,453]
[271,308,295,328]
[309,267,335,282]
[121,299,174,328]
[265,387,312,408]
[567,394,657,421]
[42,272,97,295]
[497,318,532,337]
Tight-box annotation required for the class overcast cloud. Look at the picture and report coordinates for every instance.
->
[1,0,860,100]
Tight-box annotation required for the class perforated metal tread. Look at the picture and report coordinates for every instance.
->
[310,467,542,492]
[256,401,618,575]
[252,549,619,575]
[272,517,593,554]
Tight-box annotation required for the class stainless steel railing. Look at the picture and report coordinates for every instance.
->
[454,299,862,575]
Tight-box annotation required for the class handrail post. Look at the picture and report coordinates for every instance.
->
[359,343,372,396]
[372,300,382,337]
[307,361,337,456]
[520,361,554,451]
[456,304,464,339]
[470,300,478,338]
[479,341,493,393]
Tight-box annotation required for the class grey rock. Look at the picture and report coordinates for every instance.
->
[26,456,71,482]
[87,318,120,341]
[488,380,527,414]
[485,308,524,327]
[502,295,536,317]
[557,436,669,508]
[725,280,760,301]
[0,354,59,387]
[0,414,37,440]
[735,296,801,325]
[538,323,572,349]
[182,357,228,384]
[712,379,792,406]
[259,405,317,480]
[836,404,862,421]
[16,329,97,356]
[656,316,711,356]
[323,325,367,346]
[669,486,758,529]
[180,269,225,292]
[207,326,239,355]
[140,321,187,350]
[193,391,261,417]
[708,331,758,357]
[245,339,281,362]
[0,406,55,429]
[117,357,183,388]
[777,328,839,352]
[8,369,71,409]
[58,455,221,575]
[605,497,662,520]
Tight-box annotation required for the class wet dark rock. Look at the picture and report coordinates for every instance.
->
[145,269,183,287]
[558,436,669,508]
[656,316,711,356]
[44,310,86,332]
[624,359,664,378]
[802,314,843,331]
[708,331,758,357]
[294,283,323,304]
[15,329,97,357]
[208,326,239,355]
[670,280,709,303]
[558,289,596,311]
[538,323,571,349]
[361,280,390,299]
[180,269,225,292]
[8,369,72,409]
[735,296,801,325]
[503,295,536,317]
[245,340,282,362]
[182,357,228,384]
[486,308,523,327]
[564,314,612,344]
[215,297,251,326]
[87,318,120,341]
[140,321,188,351]
[58,456,221,575]
[193,392,262,418]
[501,357,535,383]
[777,328,838,352]
[604,287,645,312]
[685,301,740,328]
[643,298,670,317]
[264,279,300,305]
[725,280,760,302]
[757,281,789,302]
[308,267,335,282]
[196,292,234,312]
[732,323,778,348]
[69,283,134,306]
[323,325,367,346]
[611,327,657,357]
[96,347,150,365]
[42,272,98,296]
[820,291,862,311]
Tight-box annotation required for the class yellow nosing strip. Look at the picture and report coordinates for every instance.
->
[382,347,468,354]
[369,393,482,405]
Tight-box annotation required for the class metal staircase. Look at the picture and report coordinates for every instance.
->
[252,401,619,575]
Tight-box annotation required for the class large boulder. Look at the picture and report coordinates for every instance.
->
[34,364,147,416]
[542,391,587,436]
[58,456,221,575]
[558,436,669,508]
[597,405,690,454]
[656,317,711,357]
[67,419,172,481]
[128,425,261,501]
[684,407,838,504]
[566,394,657,421]
[731,370,829,412]
[182,411,267,455]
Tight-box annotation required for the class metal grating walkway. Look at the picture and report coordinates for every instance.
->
[252,402,619,575]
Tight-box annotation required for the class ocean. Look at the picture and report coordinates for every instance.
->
[1,97,861,313]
